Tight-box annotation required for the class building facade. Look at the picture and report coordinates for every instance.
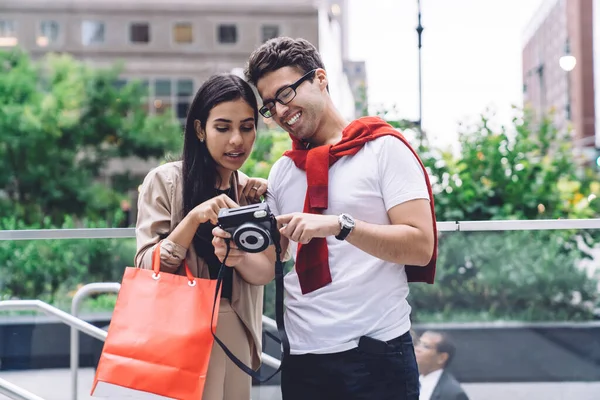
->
[522,0,595,153]
[0,0,359,177]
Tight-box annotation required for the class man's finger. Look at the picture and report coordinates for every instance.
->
[276,214,295,225]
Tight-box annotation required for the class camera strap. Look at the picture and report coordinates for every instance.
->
[209,217,290,382]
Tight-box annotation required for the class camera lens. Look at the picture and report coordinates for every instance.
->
[233,223,272,253]
[245,236,259,245]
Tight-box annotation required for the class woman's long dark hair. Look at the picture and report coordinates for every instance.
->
[182,74,258,261]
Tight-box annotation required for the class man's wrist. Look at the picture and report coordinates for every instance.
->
[331,215,342,236]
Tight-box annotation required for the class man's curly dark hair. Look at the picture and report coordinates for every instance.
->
[245,37,326,87]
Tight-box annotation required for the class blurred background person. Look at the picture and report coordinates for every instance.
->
[415,330,469,400]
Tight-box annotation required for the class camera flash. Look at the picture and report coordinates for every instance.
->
[253,210,268,218]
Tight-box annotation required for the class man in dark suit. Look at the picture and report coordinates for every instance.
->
[415,331,469,400]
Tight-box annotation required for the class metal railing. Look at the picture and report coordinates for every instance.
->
[1,218,599,399]
[0,300,109,400]
[0,300,108,340]
[70,283,121,400]
[0,377,45,400]
[1,219,600,243]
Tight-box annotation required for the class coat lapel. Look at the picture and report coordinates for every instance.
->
[430,371,448,400]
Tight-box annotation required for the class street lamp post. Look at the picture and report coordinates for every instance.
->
[559,38,576,122]
[416,0,424,140]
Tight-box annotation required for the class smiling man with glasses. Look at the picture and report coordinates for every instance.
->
[212,37,438,400]
[259,69,316,119]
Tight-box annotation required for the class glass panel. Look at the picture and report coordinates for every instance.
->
[176,79,193,96]
[38,20,59,47]
[218,24,237,44]
[176,101,190,119]
[173,22,193,44]
[130,23,150,43]
[0,19,18,47]
[261,24,279,42]
[82,20,105,45]
[154,79,171,96]
[0,228,598,399]
[408,230,600,323]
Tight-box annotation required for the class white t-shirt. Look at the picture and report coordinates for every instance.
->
[266,135,430,355]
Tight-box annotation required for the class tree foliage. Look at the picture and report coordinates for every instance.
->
[0,49,182,224]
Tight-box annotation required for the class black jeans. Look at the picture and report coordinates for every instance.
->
[281,331,419,400]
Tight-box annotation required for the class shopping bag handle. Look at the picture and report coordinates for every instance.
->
[210,215,290,382]
[152,241,195,283]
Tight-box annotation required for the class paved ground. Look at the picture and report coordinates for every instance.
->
[0,368,281,400]
[1,368,600,400]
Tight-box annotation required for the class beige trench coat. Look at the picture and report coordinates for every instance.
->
[134,161,264,370]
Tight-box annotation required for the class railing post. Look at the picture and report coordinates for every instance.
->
[70,283,120,400]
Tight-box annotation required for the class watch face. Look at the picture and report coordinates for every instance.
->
[340,214,355,228]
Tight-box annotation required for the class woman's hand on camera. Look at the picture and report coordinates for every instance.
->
[212,227,246,267]
[193,194,239,226]
[242,177,268,203]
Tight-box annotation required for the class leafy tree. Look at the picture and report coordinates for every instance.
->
[409,107,600,322]
[0,49,182,225]
[240,128,291,179]
[419,108,600,221]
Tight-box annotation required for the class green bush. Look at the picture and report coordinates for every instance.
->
[0,217,135,303]
[409,230,600,322]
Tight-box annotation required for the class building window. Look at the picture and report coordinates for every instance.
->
[176,79,194,120]
[154,79,171,97]
[118,77,193,124]
[173,23,193,44]
[0,20,17,47]
[218,24,237,44]
[261,25,279,42]
[82,20,105,45]
[130,23,150,44]
[38,20,59,47]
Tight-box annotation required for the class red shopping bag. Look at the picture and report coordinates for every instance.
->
[91,244,220,400]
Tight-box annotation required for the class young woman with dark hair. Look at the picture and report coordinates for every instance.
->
[135,73,273,399]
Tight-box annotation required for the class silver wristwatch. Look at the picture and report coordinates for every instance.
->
[335,213,355,241]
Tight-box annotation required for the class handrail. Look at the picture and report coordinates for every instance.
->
[1,218,600,241]
[70,283,121,400]
[0,228,136,241]
[0,377,46,400]
[263,315,277,331]
[457,218,600,231]
[0,300,108,340]
[0,300,108,400]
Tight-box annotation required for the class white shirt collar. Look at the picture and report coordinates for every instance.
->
[419,369,444,400]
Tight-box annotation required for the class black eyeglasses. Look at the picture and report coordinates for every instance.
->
[259,69,317,118]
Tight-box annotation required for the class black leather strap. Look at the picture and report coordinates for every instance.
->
[210,216,289,381]
[335,225,351,241]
